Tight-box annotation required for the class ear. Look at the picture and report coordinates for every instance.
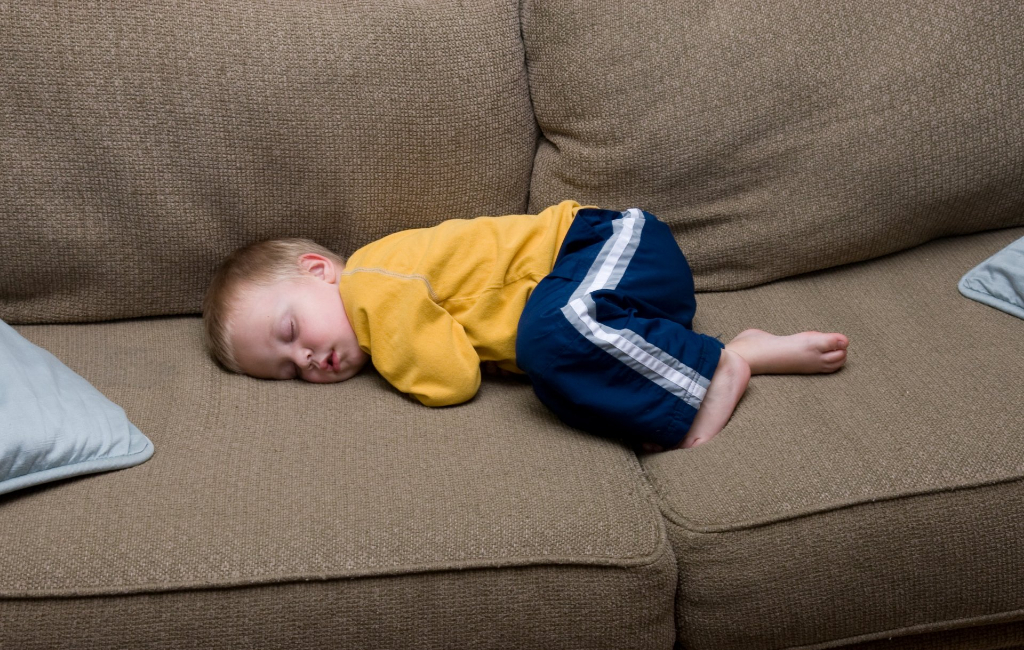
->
[298,253,338,283]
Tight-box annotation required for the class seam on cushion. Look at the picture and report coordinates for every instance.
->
[1,532,676,600]
[653,472,1024,533]
[0,549,680,614]
[516,0,541,212]
[786,608,1024,650]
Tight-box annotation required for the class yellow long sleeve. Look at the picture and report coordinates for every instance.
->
[341,272,481,407]
[337,200,583,406]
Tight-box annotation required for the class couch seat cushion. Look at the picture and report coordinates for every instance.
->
[1,319,675,649]
[644,228,1024,649]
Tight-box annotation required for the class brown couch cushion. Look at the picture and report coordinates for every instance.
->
[1,318,675,649]
[643,227,1024,649]
[522,0,1024,290]
[0,0,536,324]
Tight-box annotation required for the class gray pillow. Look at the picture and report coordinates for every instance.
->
[959,236,1024,320]
[0,320,153,495]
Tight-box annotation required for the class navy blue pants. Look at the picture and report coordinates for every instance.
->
[516,208,724,449]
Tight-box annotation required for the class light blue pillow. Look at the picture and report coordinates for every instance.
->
[959,236,1024,320]
[0,320,154,496]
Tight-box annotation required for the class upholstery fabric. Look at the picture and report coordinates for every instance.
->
[522,0,1024,290]
[643,227,1024,649]
[1,563,677,650]
[0,0,536,324]
[0,319,675,649]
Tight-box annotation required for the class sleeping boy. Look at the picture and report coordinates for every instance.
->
[203,201,848,451]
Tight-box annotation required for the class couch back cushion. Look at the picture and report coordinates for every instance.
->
[523,0,1024,290]
[1,0,535,324]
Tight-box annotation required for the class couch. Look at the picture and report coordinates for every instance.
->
[2,1,1023,648]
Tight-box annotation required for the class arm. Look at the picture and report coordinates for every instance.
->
[355,273,481,407]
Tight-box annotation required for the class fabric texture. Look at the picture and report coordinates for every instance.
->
[0,320,153,496]
[522,0,1024,290]
[0,318,675,649]
[338,201,581,406]
[0,561,678,650]
[959,236,1024,319]
[0,0,536,324]
[517,208,723,449]
[642,227,1024,649]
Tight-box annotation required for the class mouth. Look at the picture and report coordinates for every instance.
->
[318,350,339,373]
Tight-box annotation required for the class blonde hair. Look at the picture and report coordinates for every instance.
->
[202,238,346,373]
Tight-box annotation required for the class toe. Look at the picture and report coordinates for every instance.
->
[821,348,847,370]
[818,333,848,352]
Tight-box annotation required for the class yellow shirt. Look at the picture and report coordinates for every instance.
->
[337,200,583,407]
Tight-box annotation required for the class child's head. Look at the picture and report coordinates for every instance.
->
[203,238,369,383]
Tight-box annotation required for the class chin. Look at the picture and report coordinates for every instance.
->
[306,374,348,384]
[317,366,365,383]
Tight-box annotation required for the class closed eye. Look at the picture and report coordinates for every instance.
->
[278,316,296,344]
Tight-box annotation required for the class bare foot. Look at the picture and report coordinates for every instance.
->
[678,349,751,449]
[640,329,848,453]
[725,329,848,375]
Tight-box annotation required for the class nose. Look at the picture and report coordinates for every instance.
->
[292,346,314,370]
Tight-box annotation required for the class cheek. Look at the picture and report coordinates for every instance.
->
[344,326,360,346]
